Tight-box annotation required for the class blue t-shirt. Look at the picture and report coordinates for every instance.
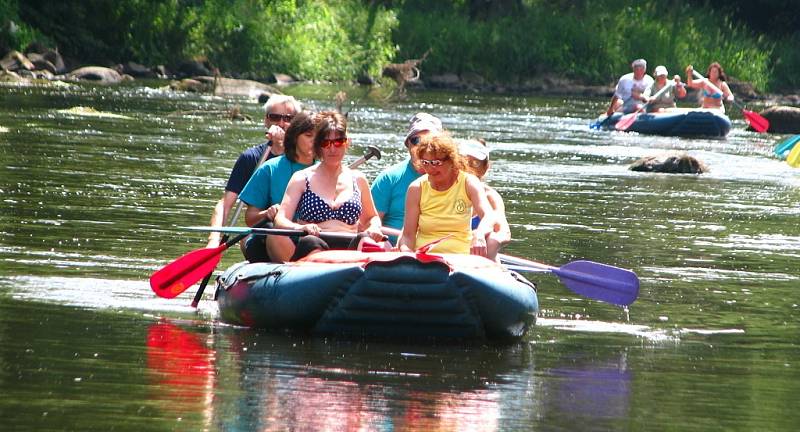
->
[224,142,277,194]
[239,155,314,209]
[370,159,421,231]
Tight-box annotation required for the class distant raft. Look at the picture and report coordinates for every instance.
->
[215,251,539,341]
[597,108,731,137]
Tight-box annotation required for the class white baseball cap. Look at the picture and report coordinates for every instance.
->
[654,65,668,76]
[458,139,490,161]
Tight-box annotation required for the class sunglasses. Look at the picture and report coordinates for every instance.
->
[321,137,348,148]
[407,135,422,146]
[267,113,294,122]
[420,158,447,167]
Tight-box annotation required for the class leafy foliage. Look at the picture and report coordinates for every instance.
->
[0,0,795,91]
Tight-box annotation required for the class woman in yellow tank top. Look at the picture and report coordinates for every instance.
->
[397,133,495,255]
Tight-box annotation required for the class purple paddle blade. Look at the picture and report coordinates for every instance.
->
[552,260,639,306]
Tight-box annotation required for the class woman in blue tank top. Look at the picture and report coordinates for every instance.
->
[271,111,386,261]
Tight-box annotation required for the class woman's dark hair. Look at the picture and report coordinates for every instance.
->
[707,62,727,81]
[313,111,347,160]
[283,111,315,162]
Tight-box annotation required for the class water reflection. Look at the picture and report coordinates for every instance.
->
[145,321,638,431]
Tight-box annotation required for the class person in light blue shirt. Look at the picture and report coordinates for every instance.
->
[371,113,443,242]
[238,112,316,261]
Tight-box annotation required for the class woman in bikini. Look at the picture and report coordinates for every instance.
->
[685,62,734,112]
[271,111,385,261]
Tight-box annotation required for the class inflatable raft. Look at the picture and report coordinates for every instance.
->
[214,250,539,341]
[598,108,731,137]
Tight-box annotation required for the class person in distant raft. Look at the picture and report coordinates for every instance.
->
[370,113,443,243]
[645,65,687,112]
[685,62,734,112]
[397,133,495,256]
[606,58,654,116]
[206,95,302,248]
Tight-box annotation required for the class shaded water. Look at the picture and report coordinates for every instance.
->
[1,81,798,430]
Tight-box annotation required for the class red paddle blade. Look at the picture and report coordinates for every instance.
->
[150,246,224,298]
[615,113,638,131]
[743,109,769,133]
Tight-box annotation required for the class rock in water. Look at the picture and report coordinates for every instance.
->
[629,153,708,174]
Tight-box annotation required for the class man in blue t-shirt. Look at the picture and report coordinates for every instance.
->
[371,113,443,242]
[206,95,302,248]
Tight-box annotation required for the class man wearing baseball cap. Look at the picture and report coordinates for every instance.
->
[646,65,687,112]
[371,113,443,241]
[605,58,654,116]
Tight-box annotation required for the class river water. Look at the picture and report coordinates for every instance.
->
[1,81,798,431]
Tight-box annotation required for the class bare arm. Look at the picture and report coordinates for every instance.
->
[273,171,318,234]
[244,203,280,227]
[206,191,240,247]
[721,81,734,102]
[486,186,511,240]
[465,175,494,257]
[354,172,384,241]
[396,181,422,251]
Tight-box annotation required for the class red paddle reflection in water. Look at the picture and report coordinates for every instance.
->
[146,320,216,415]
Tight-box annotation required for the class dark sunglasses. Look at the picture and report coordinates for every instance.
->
[321,137,348,148]
[267,113,294,122]
[420,158,447,167]
[407,135,422,146]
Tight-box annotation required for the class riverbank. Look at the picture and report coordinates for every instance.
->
[5,52,800,108]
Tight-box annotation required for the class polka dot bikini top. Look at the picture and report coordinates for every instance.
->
[296,173,362,225]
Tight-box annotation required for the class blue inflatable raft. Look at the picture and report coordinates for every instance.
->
[598,108,731,137]
[215,251,539,341]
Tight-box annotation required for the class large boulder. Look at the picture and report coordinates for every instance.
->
[629,152,708,174]
[758,105,800,133]
[175,59,212,78]
[118,61,158,78]
[0,50,34,71]
[67,66,125,84]
[26,52,57,74]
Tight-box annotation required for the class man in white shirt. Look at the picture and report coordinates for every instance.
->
[606,58,654,116]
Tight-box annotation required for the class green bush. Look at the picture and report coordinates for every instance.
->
[187,0,397,80]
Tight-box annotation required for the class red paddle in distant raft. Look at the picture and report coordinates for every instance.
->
[691,70,769,133]
[615,82,675,132]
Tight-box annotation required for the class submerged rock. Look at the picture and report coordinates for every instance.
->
[758,106,800,133]
[67,66,129,85]
[629,153,708,174]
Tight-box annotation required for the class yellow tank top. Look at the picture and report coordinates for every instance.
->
[417,171,473,254]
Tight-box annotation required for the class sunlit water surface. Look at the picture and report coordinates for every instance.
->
[1,81,798,431]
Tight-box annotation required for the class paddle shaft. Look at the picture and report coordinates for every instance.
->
[191,145,275,307]
[615,82,674,131]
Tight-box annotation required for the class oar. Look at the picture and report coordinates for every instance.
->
[181,226,358,241]
[190,143,275,307]
[615,82,674,131]
[691,70,769,133]
[589,115,608,130]
[155,145,382,301]
[498,253,639,306]
[787,143,800,168]
[774,134,800,159]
